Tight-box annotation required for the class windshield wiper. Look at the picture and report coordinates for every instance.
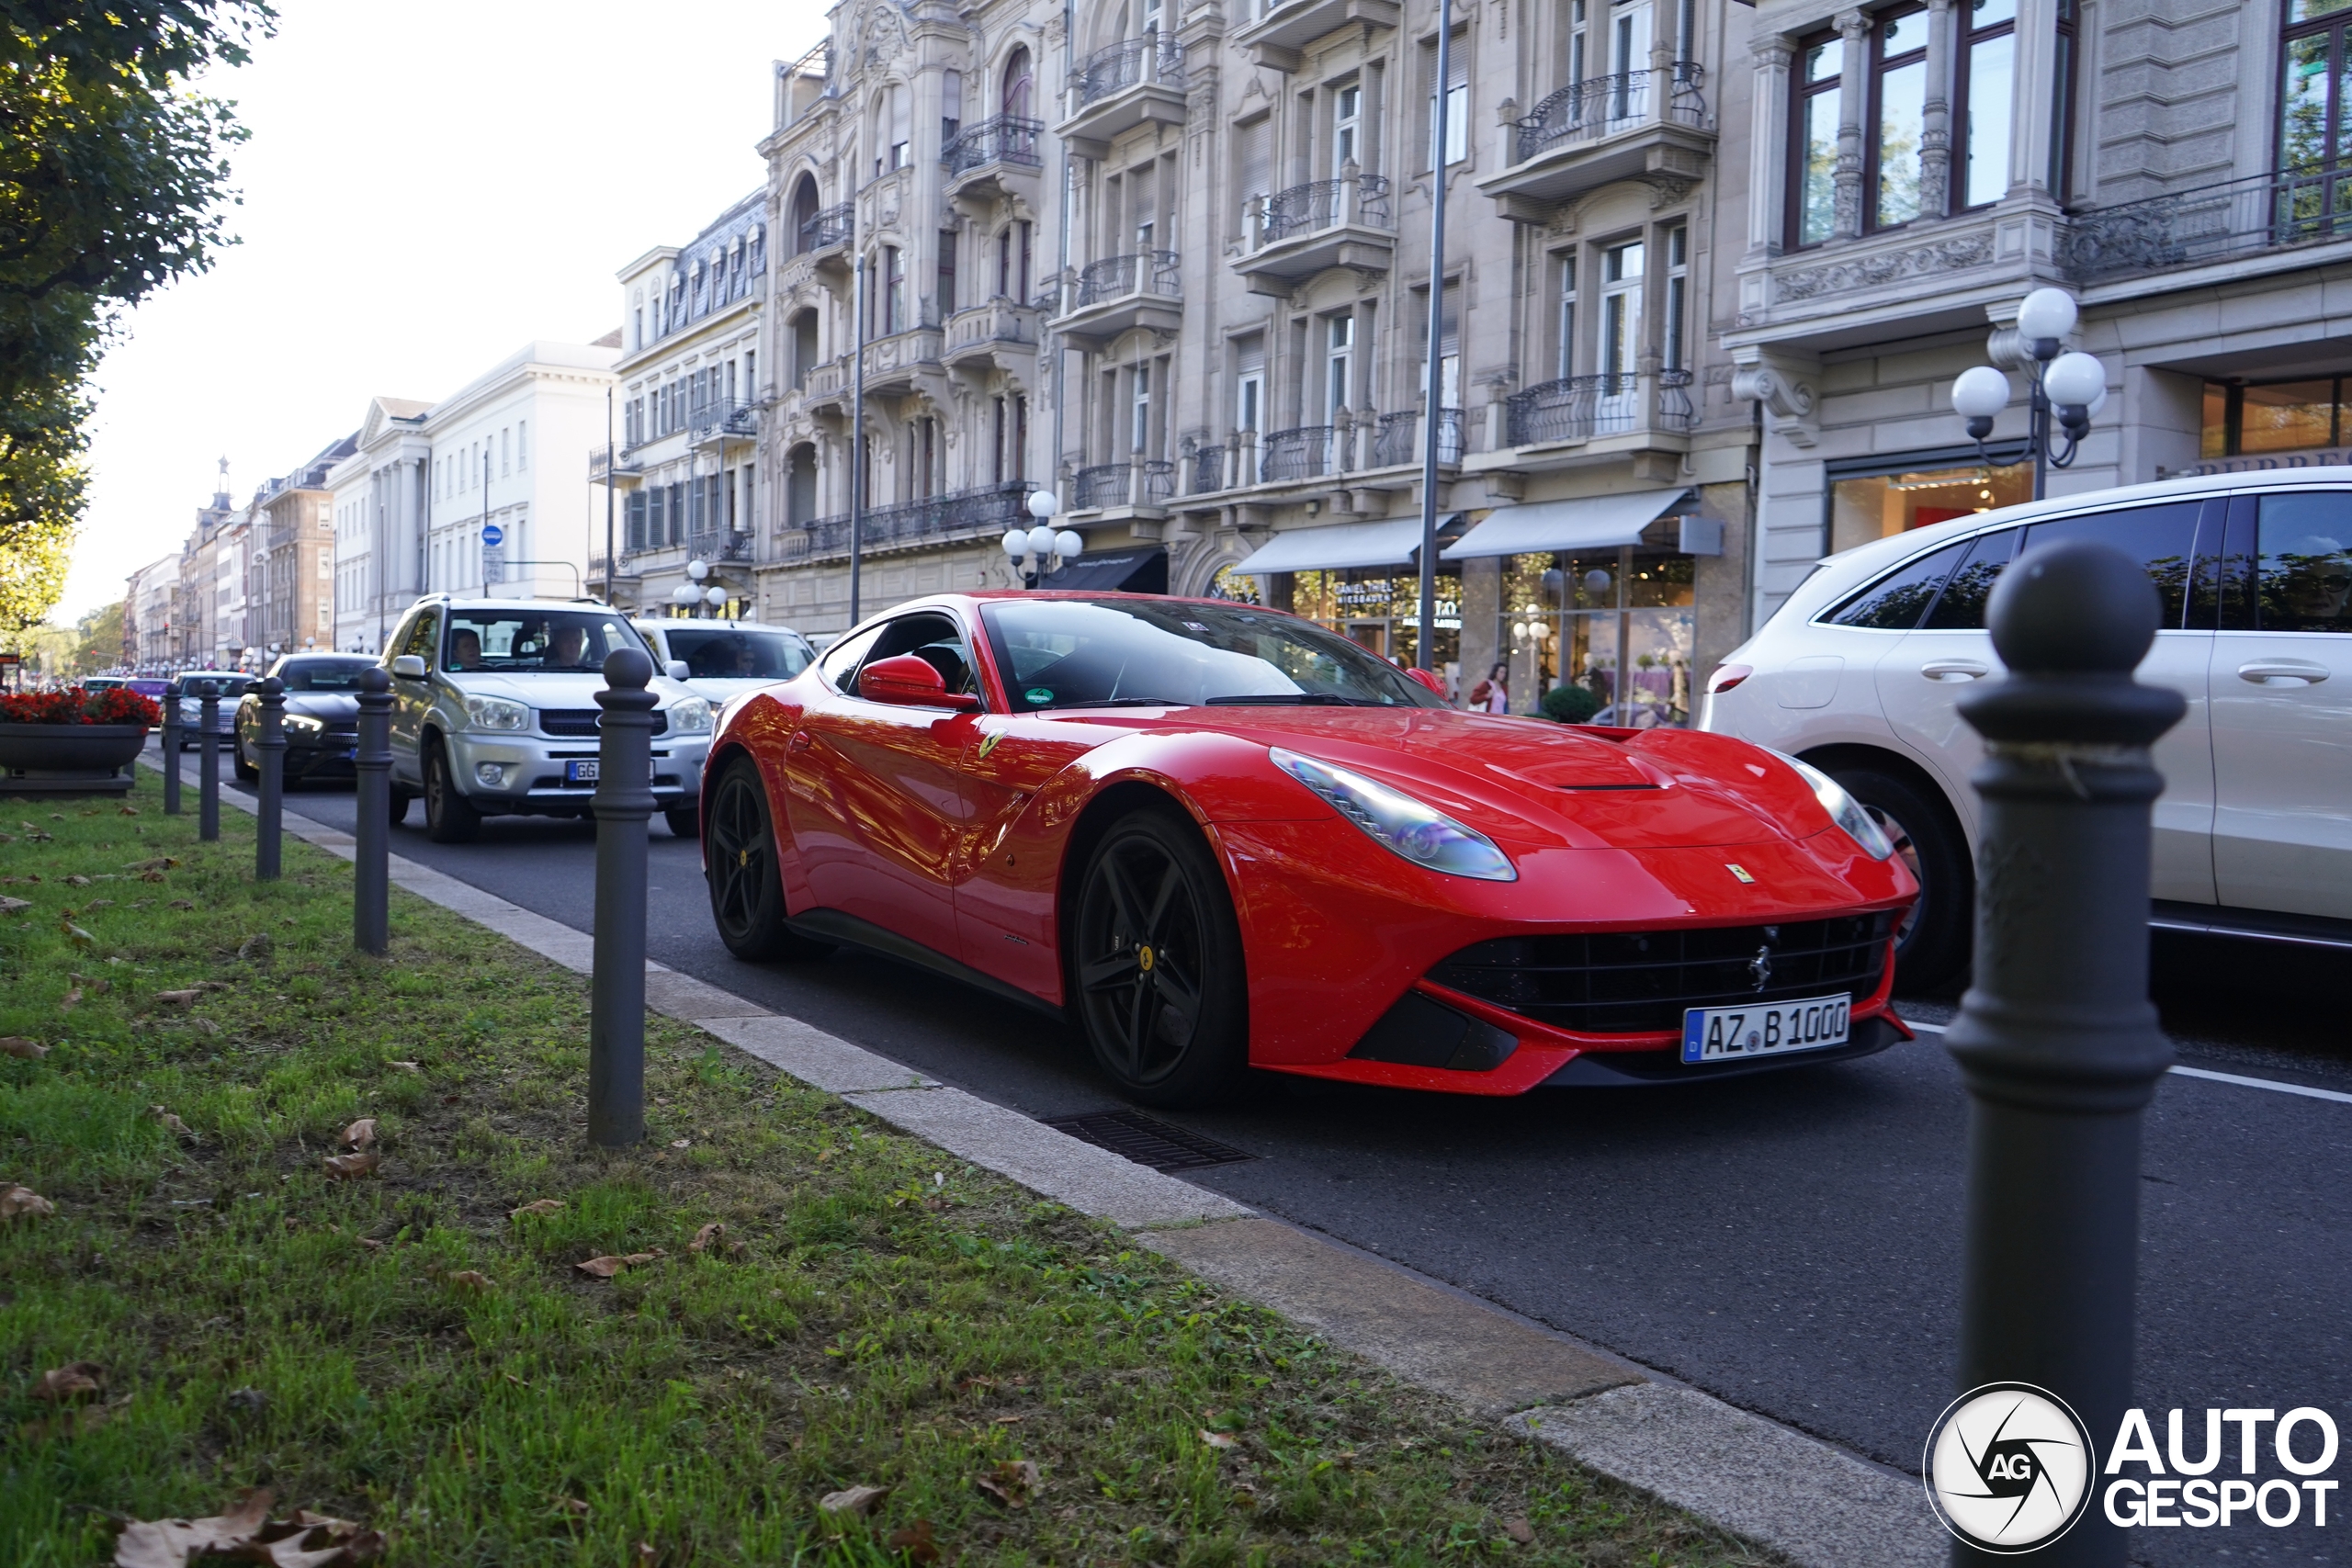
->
[1036,696,1188,710]
[1205,694,1361,706]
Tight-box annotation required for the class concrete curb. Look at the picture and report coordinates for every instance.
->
[137,750,1943,1566]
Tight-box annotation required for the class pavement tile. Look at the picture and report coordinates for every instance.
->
[1519,1386,1945,1568]
[643,966,772,1023]
[842,1086,1252,1230]
[1144,1218,1637,1417]
[695,1015,933,1094]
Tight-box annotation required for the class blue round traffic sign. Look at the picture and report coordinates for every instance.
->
[481,525,503,547]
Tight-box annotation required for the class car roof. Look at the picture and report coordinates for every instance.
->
[631,618,808,637]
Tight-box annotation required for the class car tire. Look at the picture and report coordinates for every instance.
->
[423,739,481,844]
[663,805,699,840]
[387,785,413,826]
[1071,806,1250,1108]
[1828,765,1970,995]
[232,739,258,784]
[705,755,828,961]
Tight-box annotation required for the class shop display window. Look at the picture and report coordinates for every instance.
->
[1289,566,1464,680]
[1498,549,1694,728]
[2200,377,2352,457]
[1827,459,2030,555]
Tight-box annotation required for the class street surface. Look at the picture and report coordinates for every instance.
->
[241,764,2352,1565]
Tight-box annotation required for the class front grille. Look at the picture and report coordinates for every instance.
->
[1428,912,1895,1035]
[538,708,667,738]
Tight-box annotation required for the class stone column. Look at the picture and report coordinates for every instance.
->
[2013,0,2059,197]
[1919,0,1955,217]
[1833,9,1870,240]
[1747,38,1796,258]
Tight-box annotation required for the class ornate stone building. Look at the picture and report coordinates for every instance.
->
[759,0,1755,721]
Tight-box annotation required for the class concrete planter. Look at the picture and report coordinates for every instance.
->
[0,722,150,795]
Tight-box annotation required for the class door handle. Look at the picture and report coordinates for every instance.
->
[787,730,813,753]
[1919,660,1991,682]
[2236,660,2332,685]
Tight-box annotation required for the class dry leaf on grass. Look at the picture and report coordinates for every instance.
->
[149,1106,189,1135]
[1,1183,56,1221]
[1502,1517,1535,1545]
[553,1497,591,1519]
[63,874,91,886]
[689,1222,746,1258]
[0,1036,47,1059]
[61,921,94,947]
[124,857,179,872]
[355,1237,385,1252]
[445,1270,493,1292]
[817,1483,888,1518]
[59,987,82,1010]
[975,1459,1040,1509]
[574,1250,662,1279]
[320,1151,379,1179]
[883,1519,941,1564]
[110,1487,383,1568]
[236,933,272,961]
[387,1060,418,1072]
[340,1118,377,1150]
[668,1138,690,1149]
[71,973,111,995]
[153,989,202,1007]
[0,896,30,916]
[32,1362,104,1402]
[119,805,139,816]
[509,1199,566,1220]
[1198,1430,1238,1450]
[167,899,195,910]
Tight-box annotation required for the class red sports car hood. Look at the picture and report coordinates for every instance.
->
[1113,705,1824,852]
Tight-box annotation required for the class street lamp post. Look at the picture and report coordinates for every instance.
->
[1001,491,1081,588]
[1951,288,2110,503]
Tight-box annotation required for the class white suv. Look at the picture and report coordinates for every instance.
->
[1701,468,2352,989]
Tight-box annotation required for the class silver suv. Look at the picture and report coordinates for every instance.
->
[379,596,714,842]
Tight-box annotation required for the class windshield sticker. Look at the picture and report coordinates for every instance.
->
[1026,687,1053,704]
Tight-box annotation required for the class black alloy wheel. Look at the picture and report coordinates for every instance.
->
[387,784,413,826]
[423,739,481,844]
[232,735,258,784]
[705,756,827,961]
[1072,808,1248,1108]
[1830,765,1970,995]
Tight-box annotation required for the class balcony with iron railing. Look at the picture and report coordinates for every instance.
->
[1053,250,1182,345]
[1478,62,1712,219]
[688,530,756,565]
[589,449,645,489]
[689,400,759,450]
[2064,164,2352,286]
[1069,458,1174,513]
[1236,169,1395,293]
[1500,369,1695,450]
[944,116,1045,205]
[775,38,836,131]
[1230,0,1400,71]
[944,298,1042,370]
[1181,406,1465,496]
[1060,34,1186,156]
[774,479,1035,564]
[797,202,853,257]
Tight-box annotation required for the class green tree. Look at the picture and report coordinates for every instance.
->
[0,2,273,625]
[71,596,120,672]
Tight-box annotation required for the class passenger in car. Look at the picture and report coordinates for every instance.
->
[448,629,483,671]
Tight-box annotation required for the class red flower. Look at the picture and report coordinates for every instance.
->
[0,686,159,726]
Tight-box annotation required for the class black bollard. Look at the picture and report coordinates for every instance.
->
[197,680,221,842]
[254,675,285,880]
[1936,541,2185,1566]
[353,667,392,955]
[161,681,183,815]
[587,648,656,1148]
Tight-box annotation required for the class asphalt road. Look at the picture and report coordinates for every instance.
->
[246,766,2352,1565]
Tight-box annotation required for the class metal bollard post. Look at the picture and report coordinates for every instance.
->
[161,681,183,815]
[353,668,392,954]
[197,680,221,842]
[587,648,656,1148]
[1939,541,2185,1566]
[254,675,285,880]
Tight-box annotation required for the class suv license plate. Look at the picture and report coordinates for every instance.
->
[1680,994,1851,1065]
[564,760,600,784]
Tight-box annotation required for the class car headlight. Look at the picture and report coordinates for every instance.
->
[1771,750,1896,861]
[1269,747,1517,882]
[664,696,714,735]
[283,715,323,734]
[463,694,530,732]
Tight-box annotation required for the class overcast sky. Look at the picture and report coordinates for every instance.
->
[54,0,828,625]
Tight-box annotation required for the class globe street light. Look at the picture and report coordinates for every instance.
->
[1951,287,2111,501]
[1001,491,1082,588]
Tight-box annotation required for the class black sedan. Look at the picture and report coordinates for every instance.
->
[232,655,375,784]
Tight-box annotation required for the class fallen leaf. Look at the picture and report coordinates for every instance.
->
[70,973,110,995]
[387,1060,418,1072]
[236,933,272,961]
[574,1250,662,1279]
[509,1199,566,1220]
[320,1151,379,1179]
[974,1459,1040,1509]
[355,1237,385,1252]
[187,1018,221,1037]
[63,874,91,886]
[139,870,166,883]
[226,1388,268,1416]
[553,1497,590,1518]
[32,1362,104,1403]
[119,805,139,816]
[109,1487,384,1568]
[153,989,203,1007]
[124,857,180,872]
[993,1414,1024,1425]
[168,899,196,909]
[340,1118,377,1151]
[0,1036,47,1059]
[634,1545,656,1565]
[60,987,82,1010]
[1198,1430,1237,1450]
[1503,1517,1535,1545]
[669,1138,690,1149]
[689,1221,746,1258]
[0,896,26,917]
[446,1270,493,1292]
[61,921,94,947]
[817,1483,888,1518]
[149,1106,189,1135]
[84,899,114,909]
[0,1183,56,1221]
[110,1487,275,1568]
[883,1519,941,1564]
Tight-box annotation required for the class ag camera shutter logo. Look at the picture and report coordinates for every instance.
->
[1924,1382,2097,1553]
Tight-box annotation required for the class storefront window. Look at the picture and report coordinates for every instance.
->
[1206,563,1262,604]
[2200,377,2352,457]
[1291,566,1463,679]
[1827,459,2031,555]
[1498,548,1695,728]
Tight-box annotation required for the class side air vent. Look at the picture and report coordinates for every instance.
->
[1348,991,1519,1073]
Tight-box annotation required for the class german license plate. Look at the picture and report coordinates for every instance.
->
[1680,994,1851,1065]
[564,760,599,784]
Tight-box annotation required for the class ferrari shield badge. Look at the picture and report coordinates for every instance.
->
[978,732,1004,760]
[1725,863,1756,884]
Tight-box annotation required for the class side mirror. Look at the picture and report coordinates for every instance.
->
[858,653,981,712]
[390,655,427,680]
[666,660,693,683]
[1404,667,1448,696]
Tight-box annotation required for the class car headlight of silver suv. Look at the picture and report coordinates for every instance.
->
[1270,746,1517,882]
[463,694,530,732]
[1772,750,1896,861]
[664,696,714,736]
[283,715,323,735]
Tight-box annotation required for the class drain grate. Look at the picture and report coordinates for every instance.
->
[1042,1109,1255,1172]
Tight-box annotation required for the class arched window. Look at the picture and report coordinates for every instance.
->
[1001,45,1034,120]
[789,176,820,254]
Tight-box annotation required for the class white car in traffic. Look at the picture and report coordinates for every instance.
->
[631,618,816,705]
[1701,468,2352,988]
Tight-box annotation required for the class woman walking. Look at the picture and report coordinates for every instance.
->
[1466,660,1510,714]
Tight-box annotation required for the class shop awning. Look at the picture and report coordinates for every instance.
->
[1232,516,1432,575]
[1440,489,1690,560]
[1046,546,1168,593]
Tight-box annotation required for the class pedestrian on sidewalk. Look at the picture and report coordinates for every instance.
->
[1467,661,1510,714]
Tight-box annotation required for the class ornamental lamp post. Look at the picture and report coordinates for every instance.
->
[1951,288,2111,503]
[1001,491,1081,588]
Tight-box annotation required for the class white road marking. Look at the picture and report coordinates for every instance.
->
[1898,1015,2352,1106]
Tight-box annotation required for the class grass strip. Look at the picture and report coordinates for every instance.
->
[0,774,1776,1566]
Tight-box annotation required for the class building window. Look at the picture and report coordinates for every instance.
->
[501,428,511,477]
[1236,113,1272,243]
[1426,32,1468,167]
[2202,377,2352,457]
[2051,0,2077,197]
[1956,0,2016,209]
[1325,314,1354,418]
[943,67,964,145]
[1664,225,1688,370]
[938,229,957,317]
[1600,239,1644,381]
[1555,255,1578,379]
[1131,363,1152,453]
[1828,457,2031,553]
[1333,82,1362,171]
[2282,0,2352,185]
[1791,31,1839,247]
[1234,333,1265,439]
[516,420,526,470]
[1868,7,1929,230]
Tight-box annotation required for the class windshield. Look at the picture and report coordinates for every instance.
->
[124,680,171,696]
[978,598,1446,713]
[443,610,646,673]
[662,627,813,680]
[273,657,377,692]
